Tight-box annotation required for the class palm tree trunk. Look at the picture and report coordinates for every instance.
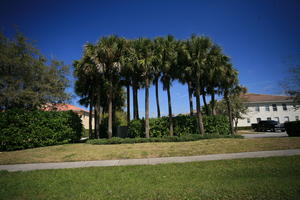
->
[211,92,216,115]
[155,77,161,118]
[95,87,102,139]
[99,106,103,138]
[145,78,150,138]
[112,102,116,137]
[135,87,139,119]
[201,89,209,116]
[126,83,130,124]
[89,96,93,139]
[94,103,99,139]
[196,82,205,135]
[234,118,238,133]
[133,84,139,120]
[108,89,113,139]
[167,84,174,136]
[188,81,193,116]
[225,90,234,135]
[132,85,137,119]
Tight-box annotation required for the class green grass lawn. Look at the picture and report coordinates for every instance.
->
[1,137,300,165]
[1,156,300,200]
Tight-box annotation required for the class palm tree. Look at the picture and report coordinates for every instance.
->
[177,40,195,116]
[120,40,135,125]
[220,62,239,135]
[155,35,177,136]
[203,45,223,116]
[73,43,100,139]
[134,38,155,138]
[94,35,125,139]
[153,38,163,118]
[186,35,214,135]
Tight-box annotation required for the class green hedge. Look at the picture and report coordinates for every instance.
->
[284,121,300,136]
[87,134,243,145]
[0,109,83,151]
[128,115,230,137]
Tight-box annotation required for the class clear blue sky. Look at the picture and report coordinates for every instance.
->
[1,0,300,117]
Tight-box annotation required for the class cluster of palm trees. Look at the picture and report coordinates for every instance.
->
[74,34,243,139]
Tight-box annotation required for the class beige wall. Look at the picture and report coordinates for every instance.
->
[79,112,94,129]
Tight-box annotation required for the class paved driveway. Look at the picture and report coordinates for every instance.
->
[242,132,288,138]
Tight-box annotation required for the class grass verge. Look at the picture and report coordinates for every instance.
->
[87,134,242,145]
[0,156,300,200]
[1,137,300,165]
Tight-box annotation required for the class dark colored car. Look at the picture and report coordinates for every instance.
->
[254,120,285,132]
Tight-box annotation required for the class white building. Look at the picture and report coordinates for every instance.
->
[237,93,300,127]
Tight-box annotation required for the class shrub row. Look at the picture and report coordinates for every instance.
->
[128,115,230,137]
[284,121,300,136]
[87,134,243,145]
[0,109,83,151]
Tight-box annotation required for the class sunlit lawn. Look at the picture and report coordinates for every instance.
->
[0,156,300,200]
[1,137,300,165]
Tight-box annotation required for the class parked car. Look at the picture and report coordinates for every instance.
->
[254,120,285,132]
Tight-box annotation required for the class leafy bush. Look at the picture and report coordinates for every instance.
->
[285,121,300,136]
[87,134,243,145]
[0,109,83,151]
[128,115,230,137]
[128,119,144,138]
[98,111,127,138]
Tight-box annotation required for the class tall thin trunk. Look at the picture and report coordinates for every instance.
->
[188,81,193,116]
[108,88,113,139]
[225,90,234,135]
[126,83,130,124]
[89,95,93,139]
[145,78,150,138]
[201,89,209,116]
[99,106,103,138]
[95,87,101,139]
[133,84,139,120]
[196,82,205,135]
[234,119,238,133]
[211,92,216,115]
[167,84,174,136]
[135,87,139,119]
[112,102,116,137]
[94,104,99,139]
[132,85,137,119]
[155,77,161,118]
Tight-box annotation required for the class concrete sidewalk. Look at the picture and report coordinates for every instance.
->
[242,132,288,138]
[1,149,299,172]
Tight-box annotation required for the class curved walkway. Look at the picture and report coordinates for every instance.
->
[1,149,299,172]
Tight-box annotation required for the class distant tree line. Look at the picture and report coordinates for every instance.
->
[74,34,247,139]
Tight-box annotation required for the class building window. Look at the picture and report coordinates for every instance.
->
[255,105,260,112]
[265,105,270,111]
[275,117,280,123]
[247,118,250,123]
[282,103,287,111]
[296,116,299,121]
[284,116,289,122]
[267,117,271,120]
[257,118,261,123]
[272,104,277,111]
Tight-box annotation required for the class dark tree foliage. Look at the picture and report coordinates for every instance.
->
[0,32,70,110]
[283,66,300,109]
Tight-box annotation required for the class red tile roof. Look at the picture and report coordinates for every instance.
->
[240,93,292,103]
[42,104,88,113]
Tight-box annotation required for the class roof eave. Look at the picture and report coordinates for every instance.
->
[245,100,294,104]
